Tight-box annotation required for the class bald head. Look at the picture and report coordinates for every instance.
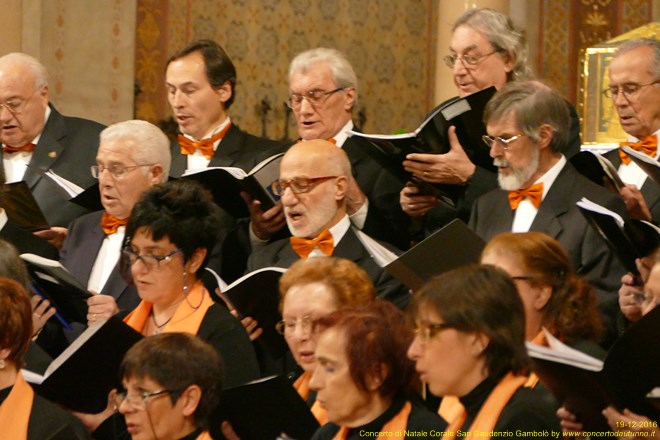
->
[279,140,350,238]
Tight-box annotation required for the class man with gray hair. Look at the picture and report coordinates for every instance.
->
[248,47,410,252]
[603,38,660,222]
[59,120,171,326]
[0,53,104,239]
[468,80,626,342]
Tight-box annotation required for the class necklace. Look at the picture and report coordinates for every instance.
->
[151,312,174,335]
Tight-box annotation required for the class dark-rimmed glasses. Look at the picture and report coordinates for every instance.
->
[91,163,154,179]
[286,87,345,110]
[443,50,502,69]
[271,176,338,196]
[113,389,176,410]
[602,81,660,100]
[482,134,526,151]
[121,248,183,271]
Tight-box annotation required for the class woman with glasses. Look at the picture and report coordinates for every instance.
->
[94,332,223,440]
[309,301,446,439]
[119,180,258,389]
[278,257,376,424]
[0,277,91,439]
[480,232,605,357]
[400,8,581,234]
[407,265,560,438]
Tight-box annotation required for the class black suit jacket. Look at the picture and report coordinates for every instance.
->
[0,104,105,227]
[169,123,284,177]
[0,217,58,258]
[59,210,140,312]
[468,163,626,335]
[247,227,410,309]
[604,148,660,222]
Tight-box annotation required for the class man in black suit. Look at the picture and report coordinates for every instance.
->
[165,39,281,176]
[247,47,409,253]
[602,39,660,223]
[0,53,105,246]
[248,139,409,308]
[468,80,626,341]
[60,120,171,325]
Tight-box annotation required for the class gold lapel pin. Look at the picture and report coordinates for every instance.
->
[48,151,57,158]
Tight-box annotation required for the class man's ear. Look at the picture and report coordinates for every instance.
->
[343,87,356,112]
[216,80,232,106]
[149,164,164,185]
[334,175,349,200]
[536,124,554,151]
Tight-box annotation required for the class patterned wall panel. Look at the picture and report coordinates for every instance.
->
[135,0,436,141]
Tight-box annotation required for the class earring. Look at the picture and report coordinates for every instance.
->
[182,270,188,294]
[0,358,5,369]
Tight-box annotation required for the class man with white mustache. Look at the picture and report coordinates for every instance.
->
[469,80,626,344]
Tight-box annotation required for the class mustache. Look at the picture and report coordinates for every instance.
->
[493,158,510,168]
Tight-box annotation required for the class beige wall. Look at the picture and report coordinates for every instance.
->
[0,0,136,126]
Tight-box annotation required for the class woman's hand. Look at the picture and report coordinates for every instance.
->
[618,273,644,322]
[399,184,439,218]
[86,292,119,326]
[403,126,476,185]
[221,421,242,440]
[30,295,56,337]
[72,389,117,432]
[557,406,584,434]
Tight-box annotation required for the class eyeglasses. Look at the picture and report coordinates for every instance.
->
[271,176,338,196]
[482,134,526,151]
[91,163,154,179]
[275,315,317,335]
[443,50,502,69]
[122,248,183,271]
[113,389,176,410]
[0,88,42,114]
[286,87,345,110]
[603,81,660,100]
[412,322,455,343]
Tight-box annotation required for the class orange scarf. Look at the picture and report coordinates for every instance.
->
[0,372,35,440]
[332,401,412,440]
[123,281,213,335]
[442,372,528,439]
[293,371,328,425]
[196,431,213,440]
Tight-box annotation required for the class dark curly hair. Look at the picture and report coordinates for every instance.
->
[125,180,222,275]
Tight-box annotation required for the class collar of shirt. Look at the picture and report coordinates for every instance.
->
[618,128,660,187]
[511,155,566,233]
[330,120,354,148]
[0,209,7,230]
[307,215,350,258]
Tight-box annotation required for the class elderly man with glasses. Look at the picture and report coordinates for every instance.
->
[246,47,410,255]
[469,80,627,347]
[601,39,660,223]
[0,53,105,246]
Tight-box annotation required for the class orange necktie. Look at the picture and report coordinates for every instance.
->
[619,134,658,165]
[290,229,334,258]
[2,143,36,153]
[101,212,128,235]
[508,182,544,210]
[177,122,232,159]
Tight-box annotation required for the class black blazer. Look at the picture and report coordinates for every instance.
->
[0,104,105,227]
[169,123,285,177]
[604,148,660,222]
[60,210,140,312]
[247,227,410,309]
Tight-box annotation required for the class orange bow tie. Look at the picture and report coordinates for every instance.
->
[177,122,232,159]
[508,182,544,210]
[101,212,128,235]
[3,143,36,154]
[619,134,658,165]
[290,229,335,258]
[296,138,337,144]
